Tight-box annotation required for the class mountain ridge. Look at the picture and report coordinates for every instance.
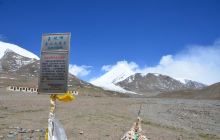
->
[1,41,218,99]
[116,73,206,96]
[156,82,220,100]
[0,47,128,97]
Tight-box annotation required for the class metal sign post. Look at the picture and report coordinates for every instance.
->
[38,33,73,140]
[38,33,71,94]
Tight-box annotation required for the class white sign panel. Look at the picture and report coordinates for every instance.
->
[38,33,71,94]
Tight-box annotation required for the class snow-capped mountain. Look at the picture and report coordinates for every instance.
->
[117,73,183,94]
[91,65,207,95]
[91,62,136,93]
[0,41,126,97]
[176,78,206,89]
[117,73,206,96]
[0,41,209,97]
[0,41,85,87]
[0,50,37,72]
[0,41,39,59]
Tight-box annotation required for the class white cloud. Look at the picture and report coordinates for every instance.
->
[91,39,220,85]
[69,64,92,77]
[159,55,173,66]
[101,65,112,72]
[140,40,220,85]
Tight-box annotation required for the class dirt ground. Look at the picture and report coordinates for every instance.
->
[0,88,220,140]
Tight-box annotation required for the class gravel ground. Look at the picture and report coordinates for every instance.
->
[0,88,220,140]
[128,98,220,138]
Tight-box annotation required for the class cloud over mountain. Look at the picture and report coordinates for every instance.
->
[139,39,220,85]
[69,64,92,77]
[92,39,220,85]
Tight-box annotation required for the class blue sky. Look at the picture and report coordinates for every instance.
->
[0,0,220,83]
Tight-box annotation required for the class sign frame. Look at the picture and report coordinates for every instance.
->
[38,33,71,94]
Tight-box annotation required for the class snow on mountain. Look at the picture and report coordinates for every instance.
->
[116,73,207,96]
[0,50,37,72]
[117,73,186,95]
[176,78,206,89]
[141,73,160,77]
[182,79,206,89]
[91,62,206,94]
[175,78,187,84]
[0,41,39,59]
[91,61,136,93]
[152,73,160,77]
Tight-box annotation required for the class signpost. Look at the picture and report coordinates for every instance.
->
[37,33,73,140]
[38,33,71,94]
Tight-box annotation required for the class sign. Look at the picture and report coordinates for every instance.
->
[38,33,71,94]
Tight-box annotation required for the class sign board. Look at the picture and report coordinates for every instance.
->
[38,33,71,94]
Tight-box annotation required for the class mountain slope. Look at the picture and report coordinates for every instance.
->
[0,50,36,72]
[183,79,206,89]
[196,82,220,99]
[116,73,206,96]
[90,60,207,94]
[156,82,220,100]
[117,73,185,96]
[91,62,135,93]
[16,60,40,77]
[176,78,206,89]
[0,52,127,97]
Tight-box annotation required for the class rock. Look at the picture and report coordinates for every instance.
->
[40,128,45,132]
[7,134,14,138]
[17,127,22,132]
[9,131,14,134]
[35,129,40,132]
[19,130,27,133]
[79,131,84,135]
[0,135,3,139]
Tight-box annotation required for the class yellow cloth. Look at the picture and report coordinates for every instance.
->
[45,128,48,140]
[45,92,75,140]
[56,92,75,102]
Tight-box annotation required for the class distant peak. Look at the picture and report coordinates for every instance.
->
[152,73,160,76]
[144,73,161,77]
